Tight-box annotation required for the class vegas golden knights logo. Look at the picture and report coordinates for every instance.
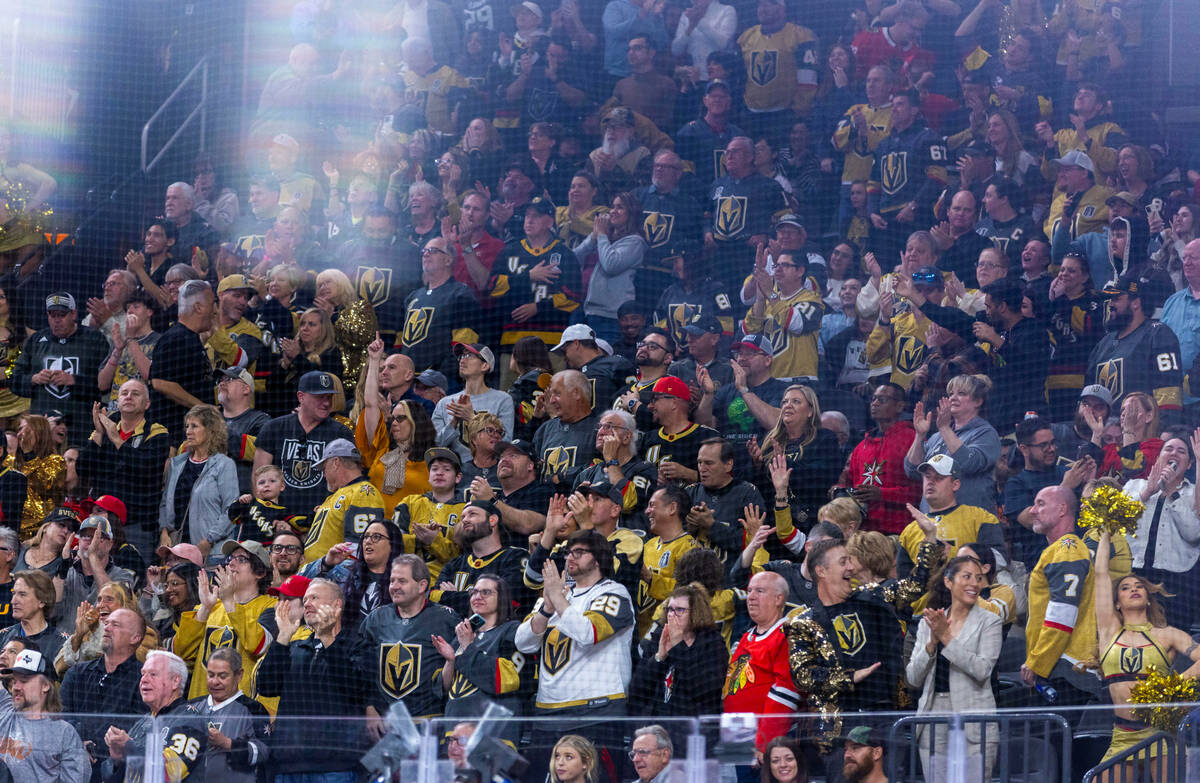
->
[895,336,926,374]
[356,267,393,307]
[669,303,700,343]
[1098,358,1124,401]
[542,628,572,675]
[715,196,748,239]
[1119,645,1143,675]
[832,613,866,655]
[881,151,908,195]
[449,673,479,699]
[542,445,577,476]
[402,307,434,346]
[380,642,422,699]
[750,51,778,86]
[713,149,728,180]
[643,212,675,248]
[202,626,235,663]
[291,460,312,483]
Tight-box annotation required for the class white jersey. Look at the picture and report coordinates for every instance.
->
[515,578,635,711]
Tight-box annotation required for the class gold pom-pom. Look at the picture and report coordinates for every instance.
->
[1078,484,1144,538]
[1128,667,1199,733]
[0,181,53,241]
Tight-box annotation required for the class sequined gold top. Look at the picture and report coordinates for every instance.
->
[6,453,65,539]
[333,298,378,400]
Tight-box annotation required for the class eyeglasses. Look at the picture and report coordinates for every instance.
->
[597,421,627,432]
[227,554,252,565]
[469,587,496,597]
[652,163,683,171]
[636,341,668,351]
[977,260,1005,270]
[665,605,689,615]
[566,547,592,559]
[629,748,662,759]
[362,533,391,544]
[1025,439,1057,451]
[422,246,450,257]
[774,262,799,270]
[871,393,903,404]
[270,544,302,554]
[479,427,504,437]
[449,735,471,747]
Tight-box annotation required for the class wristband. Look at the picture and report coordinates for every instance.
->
[538,605,554,618]
[604,459,620,467]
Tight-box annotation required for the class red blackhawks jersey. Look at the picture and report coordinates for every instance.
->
[722,617,800,750]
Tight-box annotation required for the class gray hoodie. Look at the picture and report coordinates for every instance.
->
[0,688,91,782]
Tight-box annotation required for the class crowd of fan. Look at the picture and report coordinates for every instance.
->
[2,0,1200,781]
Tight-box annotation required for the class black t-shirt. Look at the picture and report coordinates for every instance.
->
[173,458,205,541]
[255,413,354,516]
[225,408,272,493]
[148,323,215,441]
[496,479,554,548]
[713,377,789,480]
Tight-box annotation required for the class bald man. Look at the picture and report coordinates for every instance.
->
[1022,485,1099,714]
[377,350,433,413]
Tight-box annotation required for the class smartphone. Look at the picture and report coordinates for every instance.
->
[204,568,219,587]
[468,613,486,631]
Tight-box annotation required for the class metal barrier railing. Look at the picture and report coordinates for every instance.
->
[887,710,1073,783]
[1083,730,1182,783]
[140,57,208,173]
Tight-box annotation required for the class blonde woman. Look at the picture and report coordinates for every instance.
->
[55,581,158,674]
[817,496,863,536]
[550,734,598,783]
[313,269,377,399]
[905,374,1001,512]
[751,384,841,525]
[158,405,238,561]
[271,308,345,410]
[1087,391,1162,481]
[11,414,65,539]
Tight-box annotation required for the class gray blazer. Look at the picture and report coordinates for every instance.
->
[906,604,1002,741]
[158,452,239,551]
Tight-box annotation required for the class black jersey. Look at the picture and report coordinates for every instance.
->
[809,593,905,712]
[532,414,598,485]
[580,354,638,412]
[233,498,303,544]
[639,423,721,480]
[574,458,657,524]
[708,174,789,244]
[871,122,949,218]
[674,119,745,189]
[634,185,705,264]
[431,546,534,616]
[357,602,460,718]
[1086,319,1183,419]
[400,279,479,374]
[444,620,527,733]
[255,413,354,516]
[489,238,582,349]
[111,697,206,782]
[654,279,736,347]
[1048,292,1104,383]
[686,479,765,569]
[976,213,1039,269]
[337,238,424,344]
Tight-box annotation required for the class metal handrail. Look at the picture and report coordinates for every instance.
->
[1083,730,1181,783]
[140,57,209,173]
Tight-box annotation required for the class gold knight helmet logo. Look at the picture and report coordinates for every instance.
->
[832,612,866,655]
[402,307,434,346]
[543,445,577,476]
[750,50,778,86]
[542,628,573,675]
[715,196,748,239]
[357,267,393,307]
[1098,358,1124,401]
[380,642,421,699]
[881,151,909,195]
[643,212,675,248]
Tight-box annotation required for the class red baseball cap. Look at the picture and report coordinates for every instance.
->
[268,574,312,599]
[92,495,127,524]
[651,376,690,402]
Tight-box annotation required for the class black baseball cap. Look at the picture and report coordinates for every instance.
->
[297,371,337,395]
[683,314,722,336]
[526,197,556,217]
[497,439,538,463]
[583,479,624,506]
[424,447,462,470]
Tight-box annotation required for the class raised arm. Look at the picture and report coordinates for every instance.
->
[1093,529,1119,641]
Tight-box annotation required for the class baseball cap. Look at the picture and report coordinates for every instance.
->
[552,323,599,353]
[453,342,496,368]
[465,499,501,518]
[44,409,66,423]
[221,540,271,571]
[918,453,957,477]
[215,367,254,387]
[601,107,635,128]
[651,376,690,402]
[731,334,772,355]
[595,338,614,356]
[497,439,538,463]
[79,515,114,539]
[272,133,300,153]
[43,507,80,530]
[1106,191,1138,208]
[503,156,539,183]
[217,274,257,295]
[1079,384,1114,408]
[45,292,76,312]
[415,369,449,392]
[841,726,884,747]
[683,314,722,336]
[1101,273,1143,298]
[774,213,804,230]
[313,438,362,468]
[704,79,732,95]
[156,543,204,568]
[424,446,462,470]
[526,196,556,217]
[583,479,624,506]
[298,371,338,395]
[1,648,55,681]
[962,140,996,158]
[268,574,312,598]
[1053,149,1095,173]
[510,0,543,19]
[92,495,127,524]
